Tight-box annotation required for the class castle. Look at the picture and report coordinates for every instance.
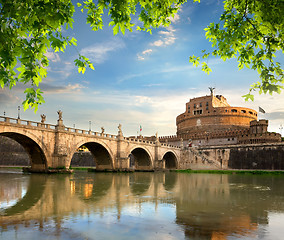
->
[160,89,281,147]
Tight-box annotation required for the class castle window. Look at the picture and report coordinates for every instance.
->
[249,111,253,114]
[241,110,246,113]
[200,103,202,107]
[231,109,237,113]
[194,110,203,115]
[225,109,228,112]
[194,104,196,108]
[206,106,208,110]
[206,102,208,106]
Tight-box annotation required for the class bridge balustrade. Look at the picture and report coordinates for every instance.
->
[0,116,58,130]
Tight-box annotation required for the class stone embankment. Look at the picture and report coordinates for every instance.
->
[182,143,284,170]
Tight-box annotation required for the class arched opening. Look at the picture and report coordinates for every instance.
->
[163,152,177,169]
[0,136,30,166]
[130,147,152,171]
[72,142,113,170]
[70,145,96,168]
[0,133,47,170]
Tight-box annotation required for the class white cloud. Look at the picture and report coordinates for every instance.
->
[143,83,163,87]
[45,50,61,62]
[137,26,177,61]
[80,38,125,64]
[151,40,164,47]
[44,83,86,94]
[158,30,173,36]
[137,55,145,61]
[138,25,177,59]
[164,37,176,45]
[142,49,152,55]
[137,49,153,61]
[167,11,180,23]
[187,17,191,24]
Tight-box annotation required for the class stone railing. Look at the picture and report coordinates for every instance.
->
[0,115,180,149]
[124,136,180,149]
[0,116,57,129]
[0,116,117,139]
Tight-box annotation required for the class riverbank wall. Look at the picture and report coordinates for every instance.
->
[183,143,284,170]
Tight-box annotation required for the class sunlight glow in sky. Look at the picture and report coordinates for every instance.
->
[1,0,283,137]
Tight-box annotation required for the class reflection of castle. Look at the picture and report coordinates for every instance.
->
[160,90,281,147]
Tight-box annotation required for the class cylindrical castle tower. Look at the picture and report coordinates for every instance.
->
[176,93,258,137]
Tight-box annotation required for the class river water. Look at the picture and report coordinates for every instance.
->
[0,169,283,240]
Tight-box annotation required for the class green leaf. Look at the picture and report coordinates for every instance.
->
[113,24,119,35]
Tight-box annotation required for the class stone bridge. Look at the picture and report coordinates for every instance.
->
[0,114,181,172]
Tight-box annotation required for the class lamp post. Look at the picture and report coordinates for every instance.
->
[17,106,20,119]
[89,121,91,131]
[280,124,283,137]
[3,111,5,116]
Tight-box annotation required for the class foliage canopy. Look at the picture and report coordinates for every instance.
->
[0,0,283,111]
[190,0,284,100]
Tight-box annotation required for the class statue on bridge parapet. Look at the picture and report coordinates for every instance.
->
[41,114,46,124]
[101,127,105,134]
[56,110,64,129]
[57,110,63,120]
[118,123,123,137]
[155,132,159,142]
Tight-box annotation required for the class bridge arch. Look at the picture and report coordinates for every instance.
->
[69,140,115,170]
[163,151,178,169]
[0,132,49,170]
[128,146,153,171]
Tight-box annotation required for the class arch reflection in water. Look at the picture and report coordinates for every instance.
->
[129,172,152,196]
[0,173,47,216]
[72,173,114,201]
[0,171,283,239]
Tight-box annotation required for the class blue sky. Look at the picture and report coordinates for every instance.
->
[1,0,284,137]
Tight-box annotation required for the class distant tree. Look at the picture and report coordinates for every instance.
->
[190,0,284,100]
[0,0,283,112]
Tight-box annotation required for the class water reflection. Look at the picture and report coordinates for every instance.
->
[0,170,283,239]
